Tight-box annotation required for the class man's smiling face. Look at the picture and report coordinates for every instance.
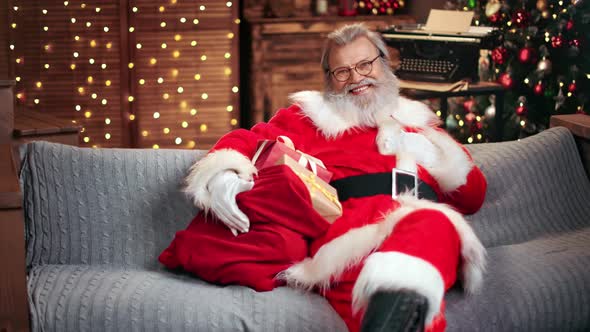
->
[327,36,385,100]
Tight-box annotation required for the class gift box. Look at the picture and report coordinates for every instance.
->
[252,136,333,183]
[277,155,343,223]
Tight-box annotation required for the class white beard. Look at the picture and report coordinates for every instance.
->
[324,70,400,128]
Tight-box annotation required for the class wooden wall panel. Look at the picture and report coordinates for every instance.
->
[8,2,125,147]
[130,0,240,149]
[0,1,9,80]
[5,1,240,149]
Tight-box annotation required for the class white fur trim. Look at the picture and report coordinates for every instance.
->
[420,127,474,192]
[280,193,486,298]
[184,149,257,210]
[352,252,444,325]
[290,91,356,139]
[376,118,403,155]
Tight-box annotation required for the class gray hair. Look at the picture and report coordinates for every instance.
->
[320,23,390,84]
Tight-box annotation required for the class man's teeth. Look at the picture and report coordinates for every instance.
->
[351,85,369,93]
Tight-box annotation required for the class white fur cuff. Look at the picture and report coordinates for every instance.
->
[352,252,445,325]
[420,127,474,192]
[184,149,257,209]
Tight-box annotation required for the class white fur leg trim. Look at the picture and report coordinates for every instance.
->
[352,252,444,325]
[184,149,257,210]
[396,195,486,294]
[278,206,415,290]
[420,127,474,192]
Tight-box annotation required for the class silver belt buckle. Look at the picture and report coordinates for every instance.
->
[392,168,418,199]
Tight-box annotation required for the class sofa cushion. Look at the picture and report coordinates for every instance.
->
[445,226,590,331]
[20,142,202,268]
[465,127,590,247]
[27,265,347,332]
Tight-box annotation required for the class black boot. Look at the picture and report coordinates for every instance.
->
[360,289,428,332]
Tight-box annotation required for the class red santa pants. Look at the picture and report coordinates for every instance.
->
[322,209,461,332]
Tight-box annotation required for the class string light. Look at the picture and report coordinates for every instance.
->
[11,2,239,149]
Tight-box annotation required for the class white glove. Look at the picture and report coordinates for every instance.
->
[400,132,440,168]
[208,170,254,235]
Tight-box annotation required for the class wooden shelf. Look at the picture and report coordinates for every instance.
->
[247,14,414,24]
[14,109,81,146]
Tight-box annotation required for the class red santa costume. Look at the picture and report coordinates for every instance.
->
[171,91,487,332]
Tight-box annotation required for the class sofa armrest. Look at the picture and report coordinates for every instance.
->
[0,143,30,332]
[550,114,590,179]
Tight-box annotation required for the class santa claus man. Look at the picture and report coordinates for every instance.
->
[180,23,487,332]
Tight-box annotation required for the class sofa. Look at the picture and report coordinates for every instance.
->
[1,125,590,332]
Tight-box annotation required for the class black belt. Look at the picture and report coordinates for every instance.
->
[329,172,438,202]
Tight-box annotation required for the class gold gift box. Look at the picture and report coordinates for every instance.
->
[277,155,343,223]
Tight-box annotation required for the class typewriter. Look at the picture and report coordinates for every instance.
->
[380,12,499,83]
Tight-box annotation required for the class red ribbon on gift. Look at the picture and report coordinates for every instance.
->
[252,135,333,182]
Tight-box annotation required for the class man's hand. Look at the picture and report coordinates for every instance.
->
[400,132,440,168]
[208,170,254,235]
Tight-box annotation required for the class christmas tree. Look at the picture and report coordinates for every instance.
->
[447,0,589,140]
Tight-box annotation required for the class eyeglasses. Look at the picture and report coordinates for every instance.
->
[329,54,382,82]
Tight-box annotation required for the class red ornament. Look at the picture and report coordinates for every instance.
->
[498,73,513,88]
[518,47,536,63]
[489,12,502,24]
[570,39,580,47]
[566,20,574,30]
[533,82,544,95]
[551,35,564,48]
[463,100,475,112]
[512,9,530,27]
[475,121,484,130]
[491,47,508,64]
[516,104,528,116]
[568,82,577,93]
[465,112,476,123]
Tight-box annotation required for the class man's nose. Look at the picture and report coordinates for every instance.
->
[349,69,364,84]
